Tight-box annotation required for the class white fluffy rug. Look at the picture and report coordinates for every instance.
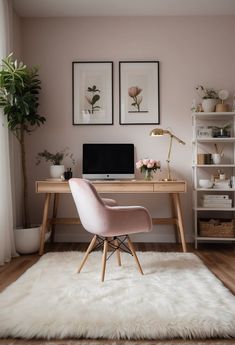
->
[0,252,235,340]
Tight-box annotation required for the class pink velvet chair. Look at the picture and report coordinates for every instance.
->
[69,178,152,281]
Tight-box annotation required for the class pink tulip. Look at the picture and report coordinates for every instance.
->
[128,86,142,98]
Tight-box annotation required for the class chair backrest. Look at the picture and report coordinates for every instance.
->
[69,178,108,235]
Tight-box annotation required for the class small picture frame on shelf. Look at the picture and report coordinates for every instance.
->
[196,126,213,138]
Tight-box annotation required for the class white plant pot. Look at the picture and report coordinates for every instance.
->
[50,165,65,179]
[202,99,217,112]
[14,226,50,254]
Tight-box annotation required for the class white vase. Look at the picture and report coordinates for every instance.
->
[212,153,222,164]
[50,165,65,178]
[14,226,50,254]
[202,99,217,112]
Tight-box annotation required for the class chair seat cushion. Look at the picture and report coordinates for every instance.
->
[102,198,117,207]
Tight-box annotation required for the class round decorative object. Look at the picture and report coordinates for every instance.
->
[50,165,65,178]
[202,99,217,112]
[218,89,229,101]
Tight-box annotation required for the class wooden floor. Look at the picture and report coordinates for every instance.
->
[0,242,235,345]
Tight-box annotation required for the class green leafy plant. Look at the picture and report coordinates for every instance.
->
[0,53,46,228]
[196,85,218,99]
[36,148,75,166]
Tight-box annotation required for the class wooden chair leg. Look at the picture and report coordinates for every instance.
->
[127,235,144,275]
[114,238,121,266]
[77,235,97,273]
[101,239,108,282]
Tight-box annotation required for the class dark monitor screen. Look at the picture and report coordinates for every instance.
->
[83,143,135,179]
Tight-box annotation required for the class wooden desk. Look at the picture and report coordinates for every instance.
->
[36,180,187,255]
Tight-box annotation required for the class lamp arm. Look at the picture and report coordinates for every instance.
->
[166,135,173,180]
[171,134,186,145]
[167,135,173,163]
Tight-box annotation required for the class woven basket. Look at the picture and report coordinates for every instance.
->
[199,219,235,238]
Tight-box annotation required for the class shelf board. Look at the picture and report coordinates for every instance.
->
[193,164,235,167]
[194,207,235,211]
[196,236,235,241]
[194,137,235,143]
[195,188,235,191]
[192,112,235,120]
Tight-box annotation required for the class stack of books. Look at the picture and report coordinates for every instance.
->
[201,194,232,208]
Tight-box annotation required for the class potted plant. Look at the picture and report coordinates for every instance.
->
[36,148,75,178]
[0,54,46,253]
[196,85,219,112]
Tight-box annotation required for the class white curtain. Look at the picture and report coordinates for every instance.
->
[0,0,17,265]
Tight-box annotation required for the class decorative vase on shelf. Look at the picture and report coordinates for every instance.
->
[202,99,217,112]
[50,165,65,179]
[144,170,153,181]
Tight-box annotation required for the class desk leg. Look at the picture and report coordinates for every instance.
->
[173,193,187,253]
[169,193,179,243]
[39,193,51,256]
[51,193,60,243]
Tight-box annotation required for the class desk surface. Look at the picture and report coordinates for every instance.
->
[36,180,187,194]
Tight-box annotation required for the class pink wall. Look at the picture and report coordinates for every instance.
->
[18,16,235,242]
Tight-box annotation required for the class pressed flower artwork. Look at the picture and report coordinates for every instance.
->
[73,62,113,125]
[128,85,148,113]
[85,85,101,114]
[119,61,160,124]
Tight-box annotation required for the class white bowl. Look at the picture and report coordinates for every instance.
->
[199,179,213,188]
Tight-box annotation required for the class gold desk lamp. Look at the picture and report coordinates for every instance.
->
[150,128,186,181]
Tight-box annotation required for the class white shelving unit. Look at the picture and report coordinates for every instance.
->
[192,112,235,248]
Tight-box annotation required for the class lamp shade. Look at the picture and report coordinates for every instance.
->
[150,128,186,145]
[150,128,169,136]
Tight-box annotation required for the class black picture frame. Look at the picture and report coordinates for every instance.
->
[119,61,160,125]
[72,61,113,125]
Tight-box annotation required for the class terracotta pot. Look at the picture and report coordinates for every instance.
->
[215,103,229,112]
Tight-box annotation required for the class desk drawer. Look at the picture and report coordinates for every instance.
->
[153,182,186,193]
[36,181,70,193]
[94,182,153,193]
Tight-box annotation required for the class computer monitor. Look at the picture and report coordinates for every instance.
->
[82,143,135,180]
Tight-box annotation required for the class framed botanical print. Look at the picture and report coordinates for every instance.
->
[72,61,113,125]
[119,61,160,125]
